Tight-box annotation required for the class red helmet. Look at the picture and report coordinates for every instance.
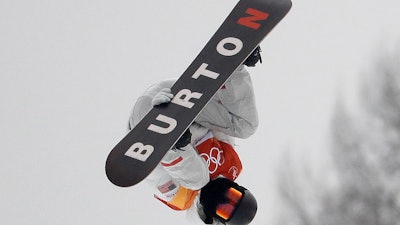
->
[200,178,257,225]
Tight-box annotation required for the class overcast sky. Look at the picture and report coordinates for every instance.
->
[1,0,399,224]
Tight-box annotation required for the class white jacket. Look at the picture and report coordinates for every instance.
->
[128,65,258,220]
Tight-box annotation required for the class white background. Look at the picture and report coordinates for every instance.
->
[1,0,399,224]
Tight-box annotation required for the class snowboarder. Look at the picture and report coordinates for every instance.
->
[128,47,262,224]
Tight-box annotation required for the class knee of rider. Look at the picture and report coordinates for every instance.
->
[240,122,258,138]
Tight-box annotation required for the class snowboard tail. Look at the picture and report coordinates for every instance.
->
[106,0,292,187]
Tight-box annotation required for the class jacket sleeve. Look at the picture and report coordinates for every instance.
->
[151,143,209,211]
[161,144,210,190]
[195,65,259,138]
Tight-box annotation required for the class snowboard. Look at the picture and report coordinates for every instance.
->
[106,0,292,187]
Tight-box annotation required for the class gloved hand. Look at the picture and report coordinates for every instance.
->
[151,88,174,106]
[175,129,192,149]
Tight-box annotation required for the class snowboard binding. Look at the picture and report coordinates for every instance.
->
[243,46,262,67]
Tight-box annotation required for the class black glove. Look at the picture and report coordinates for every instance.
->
[243,46,262,67]
[174,129,192,149]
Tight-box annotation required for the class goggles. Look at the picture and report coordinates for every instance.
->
[215,187,244,221]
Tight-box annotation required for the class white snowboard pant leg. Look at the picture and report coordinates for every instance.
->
[195,65,259,139]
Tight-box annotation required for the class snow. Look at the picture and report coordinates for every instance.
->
[1,0,400,224]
